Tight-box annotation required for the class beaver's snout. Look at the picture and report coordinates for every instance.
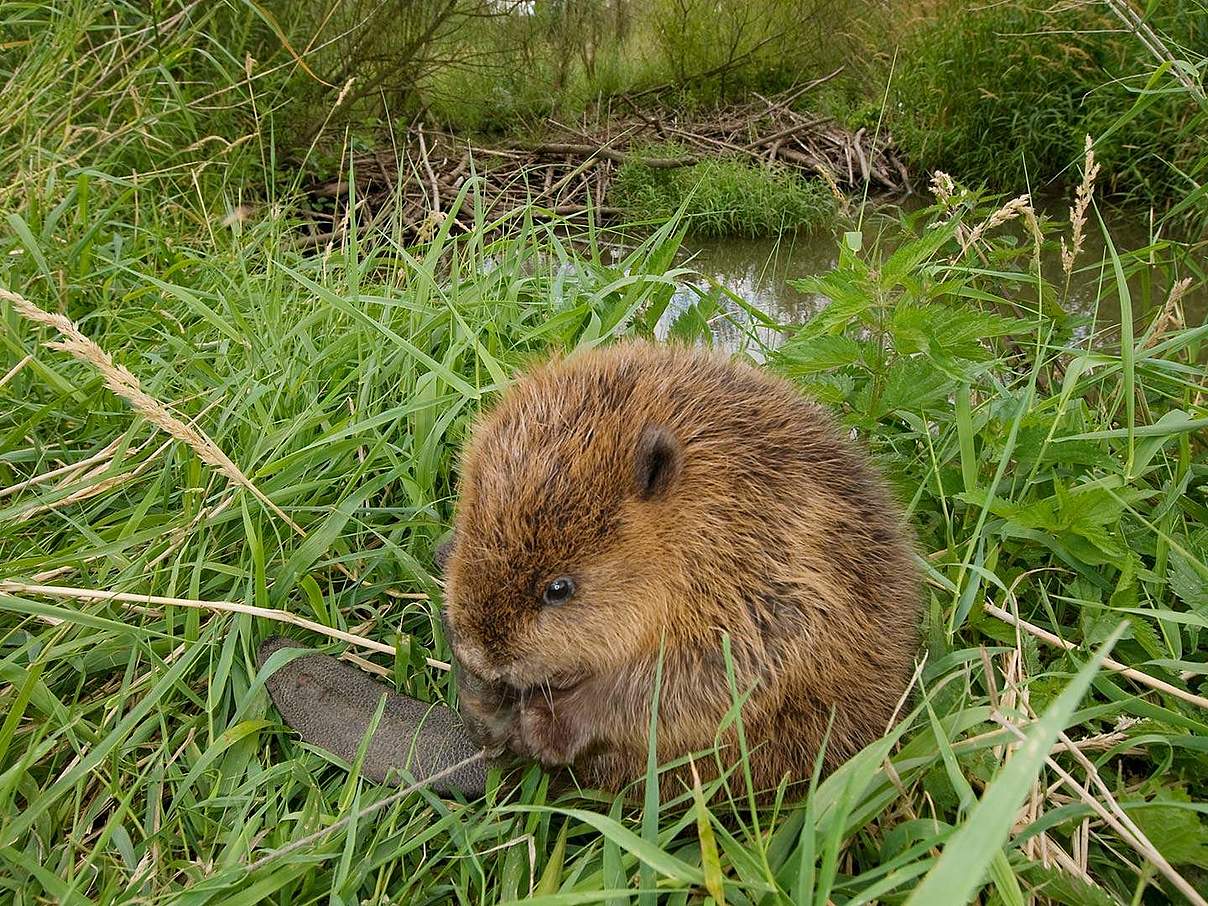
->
[441,607,497,680]
[449,637,496,681]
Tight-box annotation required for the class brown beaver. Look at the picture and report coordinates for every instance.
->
[441,340,921,798]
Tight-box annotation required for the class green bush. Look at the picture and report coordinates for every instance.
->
[611,154,836,237]
[893,1,1208,218]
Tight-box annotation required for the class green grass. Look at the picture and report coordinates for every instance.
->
[2,2,1208,903]
[611,154,836,238]
[892,0,1208,223]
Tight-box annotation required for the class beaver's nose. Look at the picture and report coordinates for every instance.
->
[442,606,505,681]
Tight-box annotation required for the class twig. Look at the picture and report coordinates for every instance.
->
[417,123,441,212]
[743,117,826,151]
[536,143,695,169]
[0,581,451,671]
[984,603,1208,711]
[994,715,1206,906]
[755,67,844,115]
[244,750,486,872]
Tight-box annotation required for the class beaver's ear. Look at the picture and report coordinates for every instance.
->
[635,424,680,500]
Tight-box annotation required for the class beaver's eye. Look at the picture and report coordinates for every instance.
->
[542,576,575,606]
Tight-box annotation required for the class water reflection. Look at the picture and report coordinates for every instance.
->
[657,200,1206,357]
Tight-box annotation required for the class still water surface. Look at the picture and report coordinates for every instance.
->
[657,199,1206,356]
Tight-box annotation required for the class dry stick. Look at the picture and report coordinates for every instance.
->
[0,581,451,671]
[993,716,1206,906]
[244,750,486,872]
[743,117,826,151]
[984,603,1208,712]
[536,143,696,169]
[0,353,33,389]
[417,123,441,213]
[753,67,844,115]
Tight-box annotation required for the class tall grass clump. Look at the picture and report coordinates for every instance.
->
[893,0,1208,221]
[612,154,836,237]
[0,0,277,205]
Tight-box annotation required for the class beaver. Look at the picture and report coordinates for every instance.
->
[441,339,921,797]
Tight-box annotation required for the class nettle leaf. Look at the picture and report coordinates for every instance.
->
[790,269,874,310]
[889,303,1028,364]
[795,373,857,406]
[789,277,879,340]
[1053,482,1127,527]
[1129,789,1208,868]
[1168,534,1208,612]
[971,484,1133,565]
[859,357,952,420]
[1015,422,1102,469]
[879,218,959,288]
[1081,608,1133,646]
[1169,553,1208,611]
[1128,615,1164,660]
[1108,559,1138,611]
[776,334,864,375]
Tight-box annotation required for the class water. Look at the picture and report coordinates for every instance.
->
[657,199,1206,356]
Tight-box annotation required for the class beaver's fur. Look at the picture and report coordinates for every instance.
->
[442,340,921,797]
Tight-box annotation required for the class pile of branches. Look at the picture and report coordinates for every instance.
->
[298,74,911,246]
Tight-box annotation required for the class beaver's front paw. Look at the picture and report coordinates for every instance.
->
[518,695,588,766]
[456,665,520,757]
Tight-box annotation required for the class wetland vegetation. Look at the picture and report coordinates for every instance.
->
[1,1,1207,903]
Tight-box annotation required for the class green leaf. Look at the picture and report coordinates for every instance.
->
[879,219,958,288]
[866,358,952,418]
[269,482,378,606]
[534,820,569,896]
[1129,790,1208,868]
[777,335,863,374]
[690,762,726,905]
[1128,616,1164,660]
[506,806,704,887]
[1169,546,1208,612]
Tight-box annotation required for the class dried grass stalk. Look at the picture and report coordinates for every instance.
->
[994,715,1207,906]
[1,287,302,534]
[1061,135,1100,276]
[985,602,1208,711]
[0,353,33,389]
[1143,277,1191,348]
[0,436,125,500]
[0,580,451,671]
[960,193,1032,254]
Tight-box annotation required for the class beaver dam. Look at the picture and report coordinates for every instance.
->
[295,79,910,246]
